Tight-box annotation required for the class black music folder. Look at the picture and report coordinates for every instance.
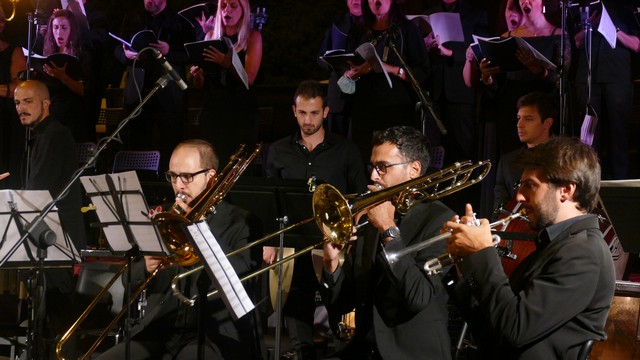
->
[470,35,556,72]
[599,180,640,253]
[109,30,158,53]
[184,39,230,70]
[24,50,83,81]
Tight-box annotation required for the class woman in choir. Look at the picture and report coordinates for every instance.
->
[340,0,430,161]
[191,0,262,165]
[42,9,92,141]
[479,0,569,154]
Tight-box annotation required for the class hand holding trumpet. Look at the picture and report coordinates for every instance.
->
[445,203,494,258]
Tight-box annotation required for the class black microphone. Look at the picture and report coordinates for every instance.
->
[150,48,188,91]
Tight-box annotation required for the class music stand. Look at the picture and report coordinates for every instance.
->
[79,171,168,359]
[0,189,80,360]
[226,177,321,358]
[599,180,640,253]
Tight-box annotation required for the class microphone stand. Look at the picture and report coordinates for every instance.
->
[0,71,173,360]
[387,34,447,136]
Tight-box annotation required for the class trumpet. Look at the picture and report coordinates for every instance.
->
[421,210,526,275]
[170,160,493,305]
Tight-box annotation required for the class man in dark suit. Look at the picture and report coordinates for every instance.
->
[446,137,615,359]
[424,0,488,162]
[114,0,194,170]
[320,126,454,359]
[96,139,261,360]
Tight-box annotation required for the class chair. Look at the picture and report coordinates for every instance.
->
[96,107,125,136]
[112,150,161,175]
[428,145,445,171]
[77,142,97,166]
[577,339,595,360]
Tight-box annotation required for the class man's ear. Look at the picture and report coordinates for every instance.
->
[543,117,553,132]
[291,105,296,117]
[559,181,576,202]
[409,160,422,179]
[323,106,330,119]
[43,99,51,112]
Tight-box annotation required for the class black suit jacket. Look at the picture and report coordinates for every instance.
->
[321,201,454,359]
[426,0,488,104]
[454,215,615,359]
[127,201,259,359]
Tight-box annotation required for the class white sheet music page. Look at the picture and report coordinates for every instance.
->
[0,190,80,265]
[598,2,617,49]
[80,171,166,254]
[186,221,254,320]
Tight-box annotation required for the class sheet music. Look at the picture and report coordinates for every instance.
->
[80,171,166,254]
[598,2,617,49]
[407,13,465,44]
[355,42,392,88]
[186,221,254,320]
[0,190,80,266]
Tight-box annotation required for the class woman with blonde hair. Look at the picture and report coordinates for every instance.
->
[191,0,262,165]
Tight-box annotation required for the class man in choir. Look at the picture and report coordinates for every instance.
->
[97,139,261,359]
[493,91,555,212]
[573,0,640,179]
[321,126,454,359]
[446,137,615,359]
[423,0,488,162]
[264,80,367,359]
[114,0,194,170]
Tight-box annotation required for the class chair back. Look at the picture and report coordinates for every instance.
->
[77,142,97,165]
[112,150,161,174]
[577,339,595,360]
[428,145,445,171]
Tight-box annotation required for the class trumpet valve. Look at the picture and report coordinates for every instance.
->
[424,253,456,275]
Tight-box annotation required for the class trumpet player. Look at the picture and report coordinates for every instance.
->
[96,139,260,360]
[445,137,615,359]
[320,126,455,360]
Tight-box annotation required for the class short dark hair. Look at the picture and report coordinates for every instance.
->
[372,126,430,175]
[293,80,327,108]
[516,92,558,123]
[175,139,219,171]
[515,137,600,212]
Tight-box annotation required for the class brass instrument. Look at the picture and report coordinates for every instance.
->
[421,210,526,275]
[171,160,493,305]
[56,144,263,360]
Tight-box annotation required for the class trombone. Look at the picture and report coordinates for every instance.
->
[56,144,263,360]
[171,160,493,305]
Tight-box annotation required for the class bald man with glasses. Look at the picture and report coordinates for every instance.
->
[98,139,261,360]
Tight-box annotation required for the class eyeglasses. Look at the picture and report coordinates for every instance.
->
[164,169,210,183]
[367,161,411,176]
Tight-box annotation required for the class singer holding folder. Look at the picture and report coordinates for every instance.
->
[114,0,195,170]
[339,0,430,163]
[190,0,262,166]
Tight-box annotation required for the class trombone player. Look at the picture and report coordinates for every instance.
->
[445,137,615,359]
[320,126,454,359]
[96,139,260,360]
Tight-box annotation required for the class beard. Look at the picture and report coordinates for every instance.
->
[528,187,558,231]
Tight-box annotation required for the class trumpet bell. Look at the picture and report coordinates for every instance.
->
[152,212,200,267]
[313,184,353,245]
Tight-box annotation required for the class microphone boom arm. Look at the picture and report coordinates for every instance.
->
[387,39,447,135]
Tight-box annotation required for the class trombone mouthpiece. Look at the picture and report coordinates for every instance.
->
[176,193,187,202]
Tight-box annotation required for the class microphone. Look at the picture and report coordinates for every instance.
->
[150,48,188,91]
